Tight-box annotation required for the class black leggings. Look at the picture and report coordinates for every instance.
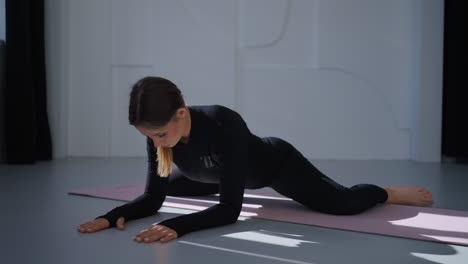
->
[167,139,388,215]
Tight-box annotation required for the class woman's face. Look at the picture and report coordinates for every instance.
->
[135,108,188,148]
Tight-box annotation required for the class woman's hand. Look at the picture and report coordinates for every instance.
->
[77,217,125,233]
[133,224,178,243]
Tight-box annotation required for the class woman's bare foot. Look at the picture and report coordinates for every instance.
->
[384,186,434,206]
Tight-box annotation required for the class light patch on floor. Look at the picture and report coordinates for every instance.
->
[411,245,468,264]
[222,230,318,247]
[158,206,251,221]
[388,212,468,232]
[179,240,316,264]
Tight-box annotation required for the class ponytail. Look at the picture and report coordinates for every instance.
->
[156,147,173,177]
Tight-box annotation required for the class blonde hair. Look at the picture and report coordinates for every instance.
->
[156,146,173,177]
[155,105,189,177]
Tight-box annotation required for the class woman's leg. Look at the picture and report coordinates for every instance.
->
[166,167,219,196]
[269,140,388,215]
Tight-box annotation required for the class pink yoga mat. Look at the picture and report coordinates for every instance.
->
[69,183,468,246]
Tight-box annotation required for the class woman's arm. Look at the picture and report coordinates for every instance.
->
[95,137,168,227]
[155,110,248,237]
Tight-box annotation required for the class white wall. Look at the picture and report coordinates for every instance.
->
[45,0,444,162]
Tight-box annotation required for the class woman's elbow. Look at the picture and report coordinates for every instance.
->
[226,208,241,224]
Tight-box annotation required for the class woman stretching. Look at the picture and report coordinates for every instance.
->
[77,76,434,243]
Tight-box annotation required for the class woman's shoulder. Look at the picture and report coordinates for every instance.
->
[191,105,246,132]
[191,104,241,119]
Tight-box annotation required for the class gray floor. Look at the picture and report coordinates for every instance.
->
[1,158,467,264]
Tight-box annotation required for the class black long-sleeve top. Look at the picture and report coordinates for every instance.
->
[96,105,287,237]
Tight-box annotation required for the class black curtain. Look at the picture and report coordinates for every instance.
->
[442,0,468,162]
[4,0,52,164]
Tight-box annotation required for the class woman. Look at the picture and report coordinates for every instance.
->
[77,76,434,243]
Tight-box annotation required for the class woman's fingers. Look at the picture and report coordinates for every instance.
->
[133,227,157,242]
[78,219,177,242]
[77,218,110,233]
[133,225,178,243]
[78,224,96,233]
[78,222,91,229]
[160,231,177,243]
[77,224,93,232]
[77,222,94,232]
[82,221,98,228]
[146,227,169,242]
